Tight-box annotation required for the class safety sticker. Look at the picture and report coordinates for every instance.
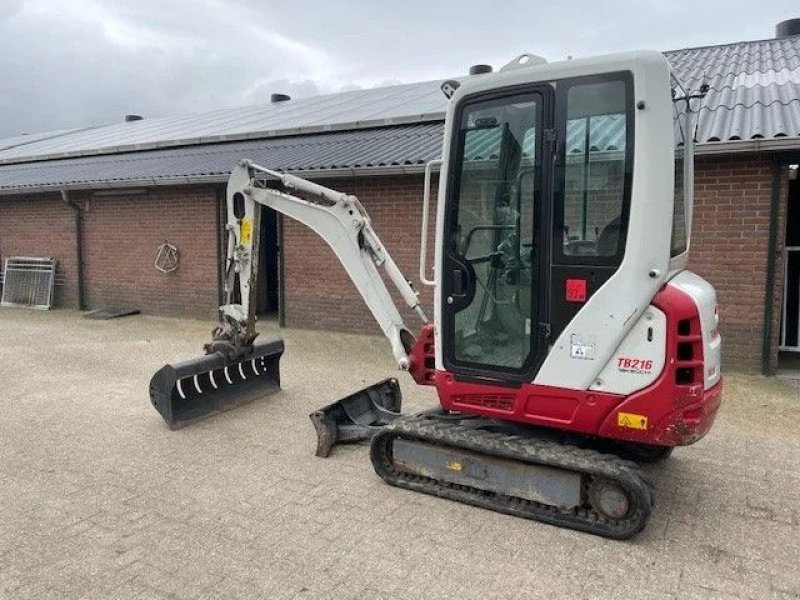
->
[240,218,253,244]
[569,334,596,360]
[445,461,463,472]
[617,412,648,430]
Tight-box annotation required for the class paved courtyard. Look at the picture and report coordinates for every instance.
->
[1,309,799,599]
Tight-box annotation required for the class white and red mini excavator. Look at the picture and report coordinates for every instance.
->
[149,51,722,539]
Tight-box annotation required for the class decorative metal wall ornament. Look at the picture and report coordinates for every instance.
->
[155,242,180,274]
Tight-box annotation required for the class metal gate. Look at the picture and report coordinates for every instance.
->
[780,246,800,352]
[0,257,57,310]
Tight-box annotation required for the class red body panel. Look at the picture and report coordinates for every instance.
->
[436,371,627,433]
[408,323,437,386]
[413,284,722,447]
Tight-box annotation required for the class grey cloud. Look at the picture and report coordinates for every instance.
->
[0,0,798,137]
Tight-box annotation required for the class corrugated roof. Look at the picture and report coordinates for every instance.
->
[0,124,444,192]
[0,80,447,165]
[0,34,799,192]
[665,36,800,141]
[0,127,92,152]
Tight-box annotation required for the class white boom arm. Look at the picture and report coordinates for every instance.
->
[220,160,428,370]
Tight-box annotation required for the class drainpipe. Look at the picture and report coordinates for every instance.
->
[761,162,782,375]
[278,214,286,328]
[215,186,225,312]
[61,190,86,311]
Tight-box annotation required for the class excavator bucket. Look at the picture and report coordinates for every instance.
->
[149,336,284,430]
[310,377,402,457]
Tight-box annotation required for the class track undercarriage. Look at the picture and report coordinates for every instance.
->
[310,381,656,540]
[370,410,653,540]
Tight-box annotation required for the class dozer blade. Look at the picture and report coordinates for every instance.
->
[310,377,402,458]
[149,336,284,430]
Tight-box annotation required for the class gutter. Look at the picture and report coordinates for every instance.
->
[60,190,86,311]
[693,138,800,156]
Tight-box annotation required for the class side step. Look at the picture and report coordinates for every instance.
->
[370,413,654,539]
[310,378,402,457]
[149,336,284,429]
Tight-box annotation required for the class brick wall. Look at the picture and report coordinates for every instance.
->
[689,155,776,372]
[283,158,778,372]
[81,187,220,318]
[0,155,783,372]
[0,187,220,319]
[282,174,436,334]
[0,193,79,308]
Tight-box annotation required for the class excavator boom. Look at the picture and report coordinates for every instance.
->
[150,160,426,429]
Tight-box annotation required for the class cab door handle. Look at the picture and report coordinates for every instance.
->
[452,268,466,296]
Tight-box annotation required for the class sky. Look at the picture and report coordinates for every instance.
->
[0,0,797,137]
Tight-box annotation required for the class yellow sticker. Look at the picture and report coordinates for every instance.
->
[617,412,648,430]
[240,218,252,244]
[445,461,463,472]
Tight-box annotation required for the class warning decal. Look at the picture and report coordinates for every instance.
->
[617,412,648,430]
[240,218,253,244]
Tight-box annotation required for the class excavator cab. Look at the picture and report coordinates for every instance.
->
[439,66,639,385]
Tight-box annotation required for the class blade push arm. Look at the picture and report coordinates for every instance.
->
[219,160,428,370]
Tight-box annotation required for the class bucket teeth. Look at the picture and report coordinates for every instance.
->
[149,336,284,429]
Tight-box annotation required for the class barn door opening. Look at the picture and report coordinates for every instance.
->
[779,165,800,363]
[256,206,280,319]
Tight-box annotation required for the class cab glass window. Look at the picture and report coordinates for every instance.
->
[671,91,688,257]
[560,79,630,262]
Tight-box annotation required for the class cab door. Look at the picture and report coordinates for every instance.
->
[441,86,553,383]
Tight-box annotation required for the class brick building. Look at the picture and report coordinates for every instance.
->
[1,27,800,374]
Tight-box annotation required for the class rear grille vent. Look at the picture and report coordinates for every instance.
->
[677,341,694,361]
[674,315,702,386]
[453,394,515,411]
[677,319,692,336]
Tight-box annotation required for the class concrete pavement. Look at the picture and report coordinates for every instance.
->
[1,309,799,599]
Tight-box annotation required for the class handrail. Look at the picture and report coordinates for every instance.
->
[419,158,442,286]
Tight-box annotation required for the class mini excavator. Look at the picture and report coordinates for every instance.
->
[150,51,722,539]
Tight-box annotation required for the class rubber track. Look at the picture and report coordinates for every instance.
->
[370,414,654,540]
